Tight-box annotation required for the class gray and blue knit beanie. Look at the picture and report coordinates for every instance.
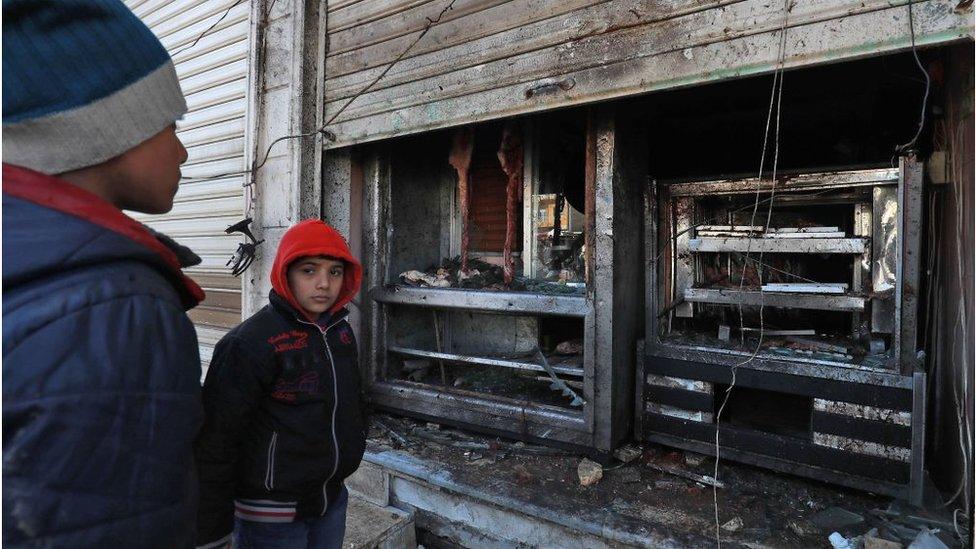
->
[2,0,187,174]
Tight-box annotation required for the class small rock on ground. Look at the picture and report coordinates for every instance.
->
[578,458,603,486]
[722,517,744,532]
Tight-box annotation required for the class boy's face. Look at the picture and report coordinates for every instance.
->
[57,124,188,215]
[287,256,346,319]
[110,124,188,214]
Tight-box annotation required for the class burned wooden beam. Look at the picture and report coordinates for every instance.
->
[497,122,523,285]
[449,126,475,272]
[584,111,597,284]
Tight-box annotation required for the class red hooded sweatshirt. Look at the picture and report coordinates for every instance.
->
[270,219,363,322]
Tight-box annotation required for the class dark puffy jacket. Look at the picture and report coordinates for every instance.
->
[2,164,205,548]
[195,292,366,547]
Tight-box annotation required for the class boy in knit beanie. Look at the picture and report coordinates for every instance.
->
[3,1,204,546]
[195,220,366,549]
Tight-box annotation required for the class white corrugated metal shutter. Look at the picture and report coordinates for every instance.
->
[126,0,250,365]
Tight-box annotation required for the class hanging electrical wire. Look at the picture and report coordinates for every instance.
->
[169,0,459,274]
[170,0,245,59]
[712,1,791,546]
[895,0,932,156]
[180,0,460,184]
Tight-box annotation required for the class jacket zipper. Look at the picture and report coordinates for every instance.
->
[297,317,344,515]
[264,431,278,491]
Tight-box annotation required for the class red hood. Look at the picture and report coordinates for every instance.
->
[270,219,362,321]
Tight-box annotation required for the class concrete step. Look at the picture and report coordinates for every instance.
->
[343,494,416,549]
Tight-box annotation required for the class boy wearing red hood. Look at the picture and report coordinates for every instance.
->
[195,220,366,549]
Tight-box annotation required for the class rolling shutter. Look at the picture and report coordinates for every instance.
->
[126,0,250,365]
[322,0,971,148]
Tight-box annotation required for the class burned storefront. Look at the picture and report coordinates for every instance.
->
[350,50,946,500]
[246,0,973,542]
[631,54,954,503]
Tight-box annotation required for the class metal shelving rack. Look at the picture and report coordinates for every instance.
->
[637,159,928,503]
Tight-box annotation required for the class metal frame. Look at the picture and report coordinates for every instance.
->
[683,288,866,312]
[666,167,899,196]
[896,157,924,375]
[388,346,583,377]
[371,286,589,317]
[639,159,927,499]
[362,107,644,451]
[648,165,905,371]
[687,237,866,254]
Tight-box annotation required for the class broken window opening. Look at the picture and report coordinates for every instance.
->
[391,114,587,295]
[639,52,930,371]
[655,173,894,368]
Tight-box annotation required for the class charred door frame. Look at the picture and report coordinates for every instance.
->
[360,107,645,452]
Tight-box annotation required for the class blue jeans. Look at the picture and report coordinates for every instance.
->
[233,488,348,549]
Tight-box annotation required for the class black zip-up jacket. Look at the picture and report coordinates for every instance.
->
[195,291,366,547]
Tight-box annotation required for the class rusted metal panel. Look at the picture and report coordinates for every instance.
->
[323,0,972,148]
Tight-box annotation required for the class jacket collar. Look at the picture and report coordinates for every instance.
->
[2,163,205,308]
[269,290,349,330]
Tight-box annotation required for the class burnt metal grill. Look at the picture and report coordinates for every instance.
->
[638,159,926,502]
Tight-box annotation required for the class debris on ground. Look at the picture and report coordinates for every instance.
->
[644,461,724,488]
[513,464,534,484]
[577,458,603,486]
[613,444,642,464]
[611,467,642,484]
[684,451,708,467]
[865,534,904,549]
[812,506,866,531]
[366,414,966,548]
[722,517,744,532]
[829,531,855,549]
[554,339,584,355]
[402,359,430,382]
[788,519,819,537]
[907,528,951,549]
[397,256,585,294]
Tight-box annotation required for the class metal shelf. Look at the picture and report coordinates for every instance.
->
[684,288,866,312]
[371,286,590,317]
[388,346,584,377]
[688,237,866,254]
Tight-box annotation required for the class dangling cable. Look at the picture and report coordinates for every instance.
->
[895,0,931,155]
[713,2,790,546]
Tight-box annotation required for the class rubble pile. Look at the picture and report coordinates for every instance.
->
[398,256,584,295]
